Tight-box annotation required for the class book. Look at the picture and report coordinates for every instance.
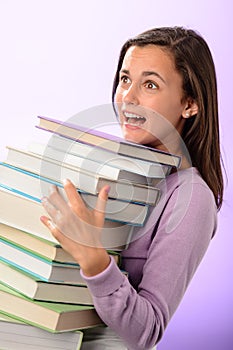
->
[4,148,161,205]
[37,115,181,167]
[0,237,86,284]
[29,136,171,179]
[0,164,151,226]
[6,145,156,187]
[0,238,127,284]
[0,260,94,304]
[0,222,81,264]
[0,283,104,332]
[0,238,117,284]
[0,186,134,249]
[0,222,120,264]
[0,314,84,350]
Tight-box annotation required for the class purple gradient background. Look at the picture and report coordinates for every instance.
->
[0,1,232,349]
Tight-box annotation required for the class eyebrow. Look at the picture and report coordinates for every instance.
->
[120,69,166,84]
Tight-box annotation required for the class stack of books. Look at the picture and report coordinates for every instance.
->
[0,115,181,349]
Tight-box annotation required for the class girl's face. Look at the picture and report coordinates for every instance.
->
[115,45,189,151]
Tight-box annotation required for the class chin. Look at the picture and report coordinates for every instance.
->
[122,131,149,145]
[121,125,156,145]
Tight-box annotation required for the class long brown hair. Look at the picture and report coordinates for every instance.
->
[112,26,224,210]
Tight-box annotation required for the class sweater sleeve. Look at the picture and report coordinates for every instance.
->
[80,182,217,350]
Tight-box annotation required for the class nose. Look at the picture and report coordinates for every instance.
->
[122,84,140,105]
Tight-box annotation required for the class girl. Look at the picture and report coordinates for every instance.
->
[41,27,224,349]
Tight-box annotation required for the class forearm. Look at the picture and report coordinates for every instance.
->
[81,257,163,350]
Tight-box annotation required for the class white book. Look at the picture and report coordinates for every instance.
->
[4,146,161,205]
[42,134,172,178]
[0,260,94,303]
[0,223,121,263]
[8,144,152,185]
[0,186,134,249]
[0,239,90,284]
[0,163,150,226]
[37,115,181,167]
[0,314,83,350]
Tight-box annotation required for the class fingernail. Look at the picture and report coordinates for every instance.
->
[105,185,111,194]
[48,185,57,195]
[48,220,57,229]
[62,178,70,186]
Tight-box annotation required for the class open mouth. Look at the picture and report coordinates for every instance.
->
[123,111,147,126]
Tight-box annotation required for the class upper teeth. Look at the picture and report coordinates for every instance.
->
[124,112,145,120]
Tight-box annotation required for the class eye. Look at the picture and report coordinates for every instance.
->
[144,81,158,90]
[120,75,131,84]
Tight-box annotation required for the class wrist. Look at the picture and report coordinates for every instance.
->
[79,248,111,277]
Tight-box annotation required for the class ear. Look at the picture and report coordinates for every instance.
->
[182,100,199,119]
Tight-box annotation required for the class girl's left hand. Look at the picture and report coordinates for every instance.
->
[40,179,111,276]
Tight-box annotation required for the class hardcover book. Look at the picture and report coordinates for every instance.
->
[0,238,86,284]
[0,283,104,332]
[3,151,161,205]
[0,222,80,263]
[0,314,84,350]
[0,164,151,226]
[29,136,172,179]
[0,222,120,263]
[6,145,155,185]
[37,115,181,167]
[0,260,94,304]
[0,185,134,249]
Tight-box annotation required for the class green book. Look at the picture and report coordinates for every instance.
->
[0,283,104,333]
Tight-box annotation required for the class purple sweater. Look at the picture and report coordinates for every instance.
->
[81,167,217,350]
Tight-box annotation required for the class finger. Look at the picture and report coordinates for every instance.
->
[40,215,57,230]
[40,215,64,244]
[41,196,58,221]
[63,179,86,211]
[48,184,68,214]
[94,185,110,221]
